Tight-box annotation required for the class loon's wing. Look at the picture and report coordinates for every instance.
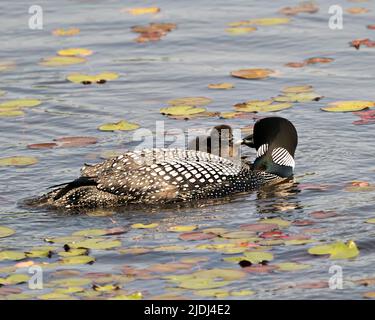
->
[89,149,242,203]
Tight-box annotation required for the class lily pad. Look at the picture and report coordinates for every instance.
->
[69,239,122,250]
[194,289,229,298]
[123,7,160,15]
[275,262,311,271]
[226,27,257,34]
[40,56,86,67]
[321,101,375,112]
[67,72,119,84]
[235,100,292,112]
[52,28,80,36]
[57,48,93,57]
[0,251,26,261]
[0,110,25,118]
[167,97,212,106]
[231,68,274,80]
[243,251,274,263]
[131,223,159,229]
[160,105,207,116]
[0,99,42,110]
[98,120,140,131]
[365,218,375,224]
[274,92,322,103]
[72,229,108,237]
[168,225,198,232]
[282,85,313,93]
[0,156,38,167]
[0,226,15,238]
[0,274,29,285]
[308,240,359,259]
[59,255,95,265]
[208,83,234,89]
[260,218,291,228]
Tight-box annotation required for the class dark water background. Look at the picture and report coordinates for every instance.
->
[0,0,375,299]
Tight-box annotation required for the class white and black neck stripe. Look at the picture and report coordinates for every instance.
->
[271,147,295,168]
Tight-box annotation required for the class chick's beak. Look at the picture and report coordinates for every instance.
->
[240,133,255,148]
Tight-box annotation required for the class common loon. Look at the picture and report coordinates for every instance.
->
[32,117,297,209]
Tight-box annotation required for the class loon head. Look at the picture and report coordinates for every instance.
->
[189,124,235,157]
[242,117,298,178]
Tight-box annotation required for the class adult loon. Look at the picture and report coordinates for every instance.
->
[32,117,297,209]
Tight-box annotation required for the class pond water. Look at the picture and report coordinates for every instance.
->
[0,0,375,300]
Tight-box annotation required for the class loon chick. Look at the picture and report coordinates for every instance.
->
[188,124,239,159]
[33,117,297,209]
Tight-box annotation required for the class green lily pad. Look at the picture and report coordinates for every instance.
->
[160,105,207,116]
[59,255,95,265]
[308,240,359,259]
[0,99,42,110]
[98,120,140,131]
[69,239,122,250]
[275,262,311,271]
[0,156,38,167]
[0,274,29,285]
[0,251,26,261]
[0,226,15,238]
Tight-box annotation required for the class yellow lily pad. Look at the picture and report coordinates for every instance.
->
[52,28,80,36]
[25,249,52,258]
[93,284,120,292]
[366,218,375,224]
[39,292,74,300]
[194,289,229,298]
[274,92,322,103]
[231,68,274,80]
[167,97,212,106]
[261,218,291,228]
[57,48,93,57]
[168,225,198,232]
[67,72,119,84]
[123,7,160,15]
[40,56,86,67]
[0,110,25,117]
[0,226,15,238]
[98,120,140,131]
[244,251,274,263]
[0,99,42,110]
[55,287,85,294]
[321,100,375,112]
[235,100,292,112]
[58,248,88,257]
[226,27,257,34]
[247,17,291,26]
[110,292,143,300]
[208,83,234,89]
[44,236,84,244]
[308,240,359,259]
[178,278,231,290]
[231,289,255,296]
[131,223,159,229]
[69,239,122,250]
[275,262,311,271]
[282,85,313,93]
[160,105,207,116]
[59,255,95,265]
[0,250,26,261]
[48,277,92,287]
[0,274,29,285]
[0,156,38,167]
[72,229,108,237]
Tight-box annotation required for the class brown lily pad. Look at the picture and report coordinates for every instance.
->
[179,232,217,241]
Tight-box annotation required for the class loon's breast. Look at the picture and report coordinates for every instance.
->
[37,148,271,209]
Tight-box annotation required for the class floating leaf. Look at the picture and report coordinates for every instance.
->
[0,274,29,285]
[366,218,375,224]
[160,105,207,116]
[226,27,257,34]
[53,136,98,148]
[67,72,119,84]
[231,289,255,297]
[131,223,158,229]
[285,62,306,68]
[57,48,93,57]
[0,251,26,261]
[231,68,274,80]
[240,223,279,232]
[72,229,107,237]
[110,292,143,300]
[93,284,120,292]
[363,292,375,299]
[60,255,95,265]
[235,100,292,112]
[0,110,24,118]
[25,249,52,258]
[0,226,15,238]
[58,248,88,257]
[0,99,41,110]
[179,231,217,241]
[243,251,274,263]
[168,225,197,232]
[44,236,84,244]
[346,7,369,14]
[52,28,80,36]
[123,7,160,15]
[178,278,230,290]
[274,92,322,103]
[98,120,140,131]
[194,289,229,298]
[27,143,57,149]
[305,57,334,64]
[48,277,92,287]
[279,2,319,15]
[0,156,38,167]
[208,83,234,89]
[69,239,122,250]
[39,292,73,300]
[260,218,291,228]
[40,56,86,66]
[308,240,359,259]
[282,85,313,93]
[246,17,290,26]
[275,262,311,271]
[167,97,212,106]
[321,101,375,112]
